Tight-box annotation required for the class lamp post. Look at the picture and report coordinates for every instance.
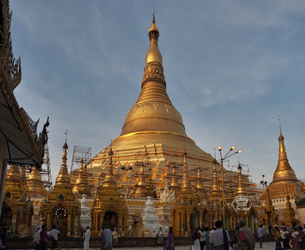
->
[260,175,268,191]
[218,145,242,226]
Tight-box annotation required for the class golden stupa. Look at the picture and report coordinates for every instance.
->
[3,165,25,200]
[265,131,304,200]
[27,166,47,198]
[40,142,79,236]
[88,14,226,197]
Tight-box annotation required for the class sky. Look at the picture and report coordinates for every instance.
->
[9,1,305,188]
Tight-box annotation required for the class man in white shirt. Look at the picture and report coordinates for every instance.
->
[210,221,230,250]
[33,225,42,250]
[49,225,60,250]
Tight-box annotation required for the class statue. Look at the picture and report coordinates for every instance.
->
[80,194,91,229]
[131,211,150,237]
[81,194,88,208]
[160,182,175,203]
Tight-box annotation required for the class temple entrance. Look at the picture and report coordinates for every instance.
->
[190,213,198,229]
[52,207,68,236]
[104,211,118,231]
[0,204,12,228]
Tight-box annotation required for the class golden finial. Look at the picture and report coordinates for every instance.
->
[152,10,156,24]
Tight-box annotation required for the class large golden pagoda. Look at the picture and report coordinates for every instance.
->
[88,14,242,198]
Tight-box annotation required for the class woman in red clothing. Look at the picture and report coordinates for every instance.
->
[40,224,49,250]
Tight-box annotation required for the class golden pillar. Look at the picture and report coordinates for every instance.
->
[67,213,72,236]
[186,211,190,233]
[199,213,202,228]
[47,213,51,229]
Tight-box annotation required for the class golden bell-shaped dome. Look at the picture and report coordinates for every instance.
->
[267,131,303,200]
[272,132,298,183]
[27,166,47,197]
[120,14,186,138]
[4,165,24,200]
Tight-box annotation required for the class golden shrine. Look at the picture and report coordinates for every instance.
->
[39,142,79,236]
[258,130,305,226]
[91,146,128,237]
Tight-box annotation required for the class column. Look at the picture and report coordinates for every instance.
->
[67,213,72,236]
[47,213,52,230]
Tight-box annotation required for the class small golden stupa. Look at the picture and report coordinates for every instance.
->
[40,141,79,237]
[264,131,304,200]
[91,146,128,237]
[27,166,47,198]
[72,159,92,198]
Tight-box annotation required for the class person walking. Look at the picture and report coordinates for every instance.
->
[39,224,49,250]
[84,226,91,250]
[235,218,255,250]
[191,228,201,250]
[164,226,174,250]
[274,226,283,250]
[33,225,42,250]
[199,227,206,250]
[257,224,265,248]
[209,221,230,250]
[101,222,112,250]
[157,227,164,246]
[281,227,291,250]
[49,225,60,250]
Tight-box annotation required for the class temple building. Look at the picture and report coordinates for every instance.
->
[39,142,79,237]
[259,130,305,225]
[1,165,33,237]
[3,0,305,241]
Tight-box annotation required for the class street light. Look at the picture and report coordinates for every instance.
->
[260,175,268,191]
[218,145,242,226]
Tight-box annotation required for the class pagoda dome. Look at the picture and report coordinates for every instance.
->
[4,165,23,200]
[27,166,47,197]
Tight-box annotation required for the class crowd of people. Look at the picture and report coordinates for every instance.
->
[274,224,305,250]
[2,220,305,250]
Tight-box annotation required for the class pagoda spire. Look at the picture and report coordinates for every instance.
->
[120,12,187,137]
[271,130,298,183]
[236,163,246,195]
[102,145,117,188]
[55,141,71,186]
[180,152,192,195]
[210,158,221,202]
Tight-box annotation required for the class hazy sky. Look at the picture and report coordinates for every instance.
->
[9,1,305,187]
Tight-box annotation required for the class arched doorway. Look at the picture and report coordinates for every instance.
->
[190,213,198,230]
[0,204,12,228]
[104,211,118,231]
[52,207,68,236]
